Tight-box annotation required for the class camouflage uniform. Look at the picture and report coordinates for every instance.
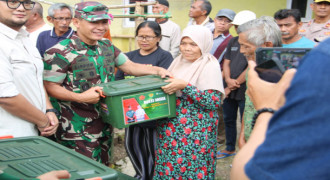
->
[44,2,127,165]
[43,33,126,165]
[74,2,113,22]
[43,2,125,166]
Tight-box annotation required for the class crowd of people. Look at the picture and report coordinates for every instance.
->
[0,0,329,179]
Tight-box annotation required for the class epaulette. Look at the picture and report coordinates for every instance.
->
[306,20,312,27]
[325,23,330,28]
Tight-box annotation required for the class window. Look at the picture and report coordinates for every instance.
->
[287,0,313,22]
[123,0,153,27]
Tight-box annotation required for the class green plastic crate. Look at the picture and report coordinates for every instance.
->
[99,75,176,128]
[0,136,136,180]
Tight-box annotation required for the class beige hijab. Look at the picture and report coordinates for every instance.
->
[168,25,224,96]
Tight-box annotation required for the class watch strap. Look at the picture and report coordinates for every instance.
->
[46,108,60,116]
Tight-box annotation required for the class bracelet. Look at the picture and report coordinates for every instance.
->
[38,116,50,128]
[251,108,276,129]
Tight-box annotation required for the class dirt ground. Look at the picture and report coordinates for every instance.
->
[215,144,235,180]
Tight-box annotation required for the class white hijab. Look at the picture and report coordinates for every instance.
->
[168,25,225,95]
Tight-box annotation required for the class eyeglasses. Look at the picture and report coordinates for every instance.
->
[215,17,231,24]
[0,0,35,10]
[136,36,157,41]
[52,17,72,22]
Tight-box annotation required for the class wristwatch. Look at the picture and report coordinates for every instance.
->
[46,108,60,116]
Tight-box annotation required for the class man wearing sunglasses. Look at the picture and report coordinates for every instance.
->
[36,3,73,57]
[0,0,59,138]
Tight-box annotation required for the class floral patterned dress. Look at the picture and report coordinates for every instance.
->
[154,84,222,179]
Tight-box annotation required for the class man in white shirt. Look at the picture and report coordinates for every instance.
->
[135,105,146,121]
[0,0,58,137]
[152,0,181,58]
[24,2,52,45]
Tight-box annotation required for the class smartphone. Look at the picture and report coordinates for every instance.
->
[255,48,312,82]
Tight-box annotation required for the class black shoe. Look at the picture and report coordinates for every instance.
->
[134,174,142,179]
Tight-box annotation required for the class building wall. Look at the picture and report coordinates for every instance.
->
[109,0,287,52]
[40,0,287,52]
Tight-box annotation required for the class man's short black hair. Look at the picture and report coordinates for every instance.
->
[156,0,169,7]
[274,9,301,23]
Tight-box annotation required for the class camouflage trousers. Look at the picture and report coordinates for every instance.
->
[58,134,113,166]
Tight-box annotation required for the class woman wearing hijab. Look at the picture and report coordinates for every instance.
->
[154,25,225,179]
[115,21,173,180]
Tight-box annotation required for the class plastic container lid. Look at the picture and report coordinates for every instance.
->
[0,136,136,179]
[99,75,168,96]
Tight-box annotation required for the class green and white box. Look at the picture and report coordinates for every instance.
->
[99,75,176,129]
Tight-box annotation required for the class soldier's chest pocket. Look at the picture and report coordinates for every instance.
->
[102,47,116,72]
[72,56,98,92]
[103,57,115,73]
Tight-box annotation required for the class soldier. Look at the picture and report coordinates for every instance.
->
[299,0,330,43]
[43,1,171,166]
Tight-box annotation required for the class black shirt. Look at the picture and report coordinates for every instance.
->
[115,47,173,128]
[115,47,173,80]
[223,37,247,100]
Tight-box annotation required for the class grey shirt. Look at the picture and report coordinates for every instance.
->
[159,19,181,59]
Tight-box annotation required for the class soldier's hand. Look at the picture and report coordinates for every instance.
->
[78,86,103,104]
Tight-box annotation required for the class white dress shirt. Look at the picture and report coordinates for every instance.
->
[0,22,46,137]
[28,23,52,46]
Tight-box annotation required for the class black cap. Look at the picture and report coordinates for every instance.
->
[156,0,169,7]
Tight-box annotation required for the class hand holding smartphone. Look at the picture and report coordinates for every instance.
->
[255,48,311,82]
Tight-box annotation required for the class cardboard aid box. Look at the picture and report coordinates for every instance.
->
[99,75,176,129]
